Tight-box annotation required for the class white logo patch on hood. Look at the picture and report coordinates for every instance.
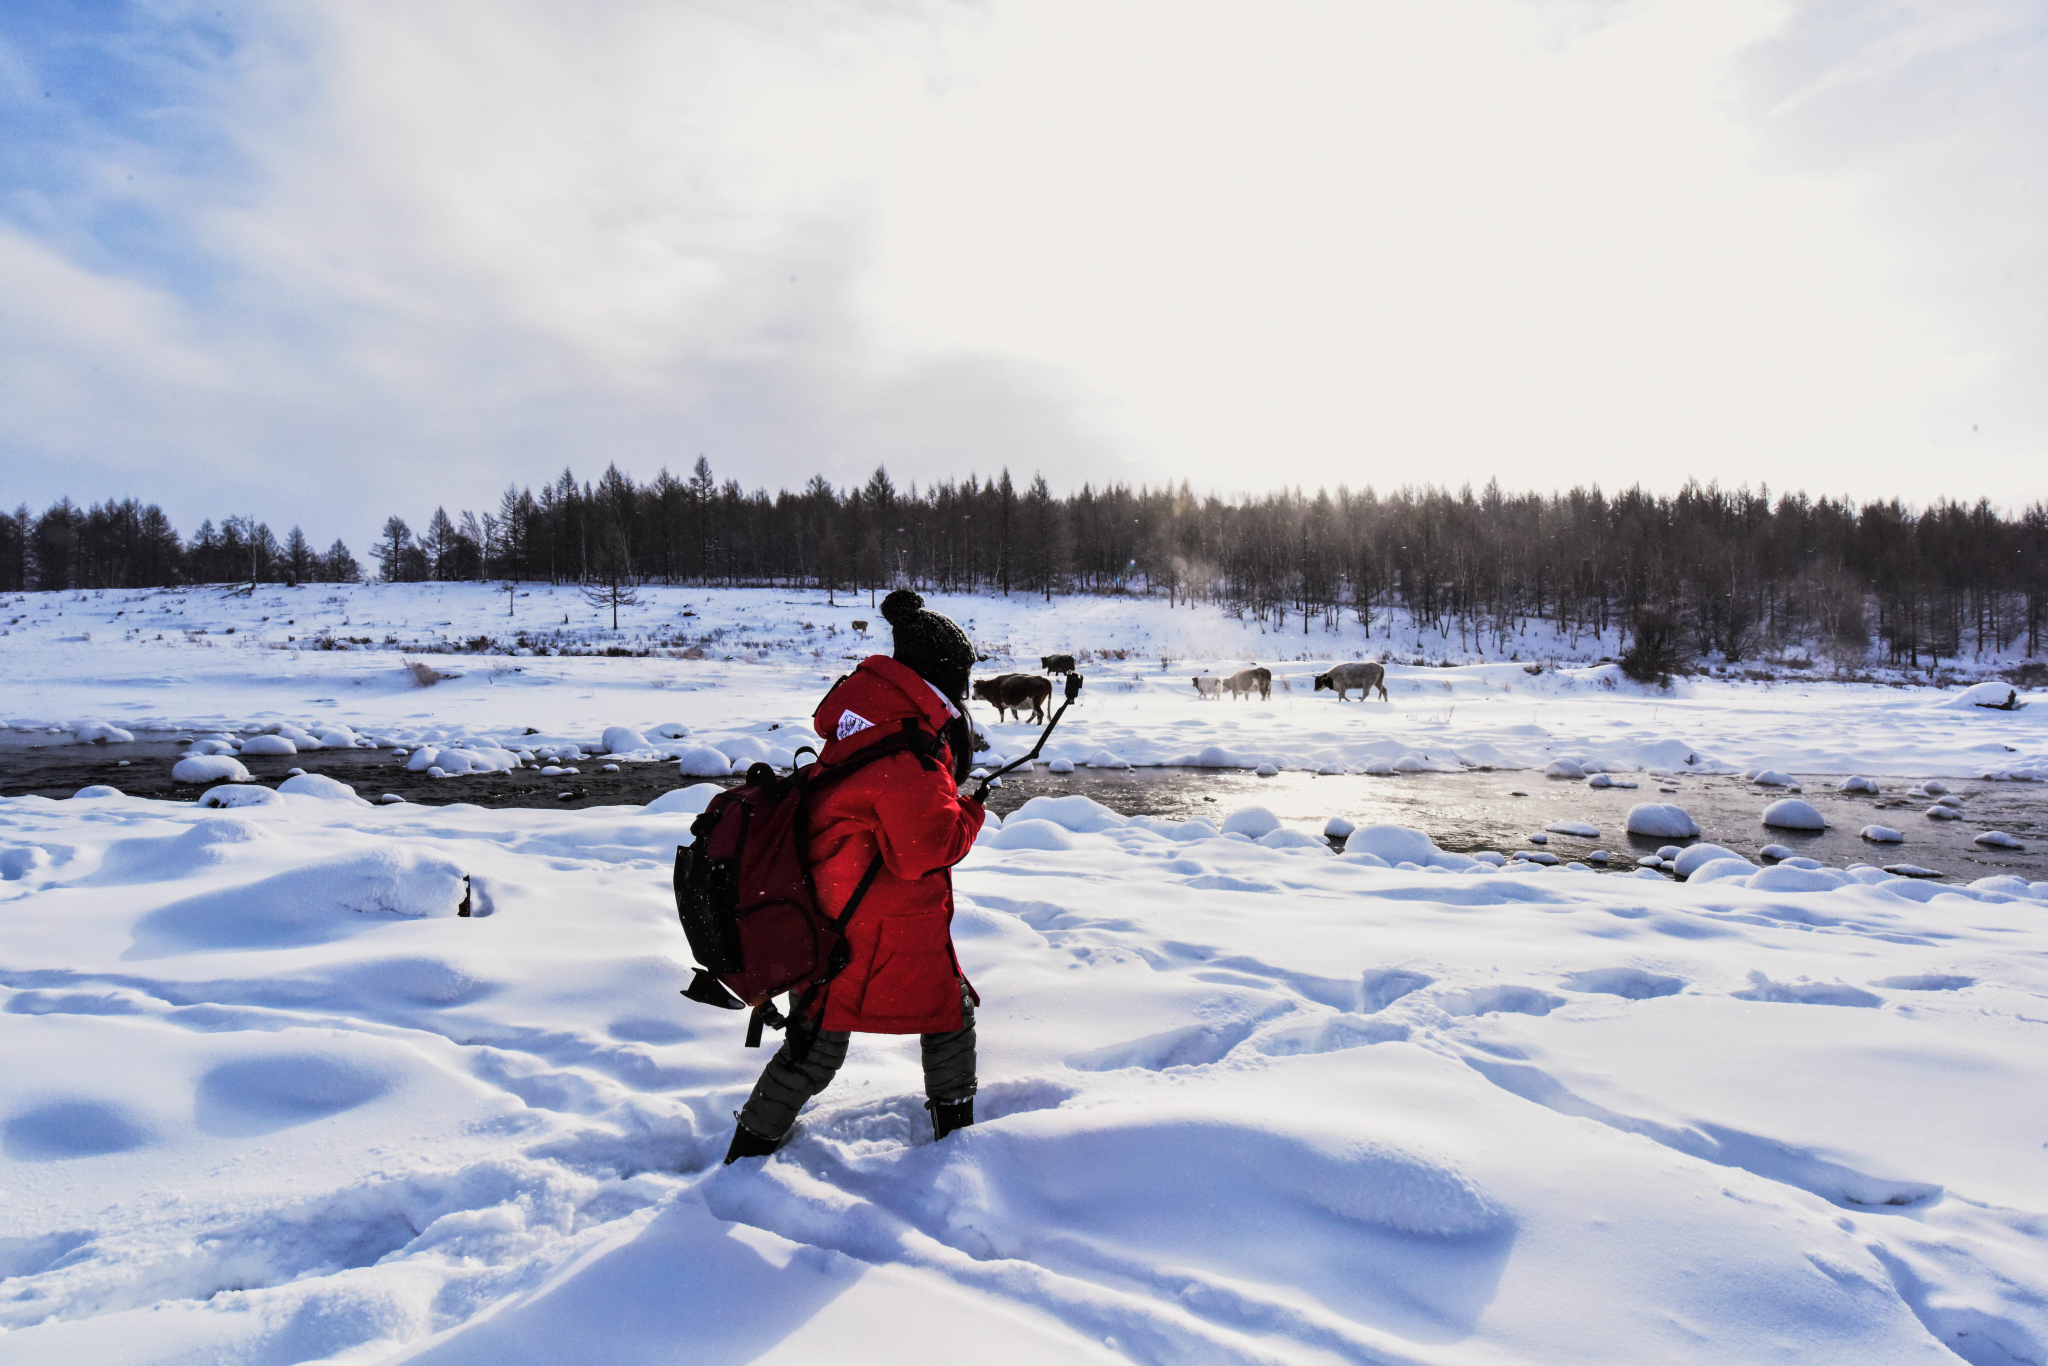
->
[836,709,875,741]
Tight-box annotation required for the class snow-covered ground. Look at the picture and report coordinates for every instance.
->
[2,583,2044,782]
[7,584,2048,1364]
[5,783,2048,1363]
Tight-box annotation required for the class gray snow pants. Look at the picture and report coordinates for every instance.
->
[737,982,976,1141]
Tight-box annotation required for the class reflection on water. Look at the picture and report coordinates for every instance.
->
[984,767,2048,883]
[6,739,2040,884]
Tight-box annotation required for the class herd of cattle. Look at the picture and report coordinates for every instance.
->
[968,656,1390,720]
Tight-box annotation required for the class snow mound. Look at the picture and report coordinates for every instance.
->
[674,746,735,778]
[1187,745,1249,768]
[1748,865,1851,893]
[197,785,283,809]
[239,734,297,756]
[650,721,692,739]
[172,754,251,785]
[1625,803,1699,839]
[278,773,366,803]
[1925,805,1962,821]
[1687,857,1757,884]
[1761,799,1826,831]
[643,784,725,817]
[1859,825,1905,843]
[1672,844,1748,878]
[1323,816,1356,839]
[1254,762,1281,777]
[719,736,795,768]
[1084,749,1130,769]
[1543,759,1585,779]
[72,785,123,800]
[1838,776,1880,794]
[1220,807,1282,839]
[1747,769,1794,787]
[1046,758,1076,774]
[1940,681,2022,710]
[132,845,470,952]
[1544,821,1599,838]
[1341,824,1474,870]
[1258,828,1328,850]
[978,818,1078,851]
[1759,844,1795,861]
[1974,831,2025,850]
[1009,795,1127,833]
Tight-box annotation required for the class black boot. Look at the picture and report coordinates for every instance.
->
[723,1117,785,1164]
[927,1096,974,1141]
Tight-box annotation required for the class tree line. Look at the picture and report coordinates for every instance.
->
[8,460,2047,668]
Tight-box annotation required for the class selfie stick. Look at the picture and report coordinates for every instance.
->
[972,673,1084,803]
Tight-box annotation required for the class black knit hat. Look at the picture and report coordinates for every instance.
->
[881,590,973,701]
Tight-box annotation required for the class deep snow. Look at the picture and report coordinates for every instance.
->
[4,585,2048,1364]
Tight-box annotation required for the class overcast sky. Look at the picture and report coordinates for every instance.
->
[3,0,2043,551]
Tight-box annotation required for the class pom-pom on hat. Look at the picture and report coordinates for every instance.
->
[881,589,974,701]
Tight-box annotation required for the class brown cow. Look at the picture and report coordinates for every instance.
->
[973,673,1053,723]
[1223,666,1272,701]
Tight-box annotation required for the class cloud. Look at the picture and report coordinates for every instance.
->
[0,0,2041,553]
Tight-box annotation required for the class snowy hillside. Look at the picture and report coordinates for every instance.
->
[4,584,2048,1364]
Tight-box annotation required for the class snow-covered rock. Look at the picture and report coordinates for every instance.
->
[197,785,284,809]
[1759,844,1795,861]
[1544,821,1599,838]
[674,747,736,778]
[72,721,135,744]
[1084,749,1130,769]
[1838,776,1880,794]
[1859,825,1905,843]
[239,734,297,756]
[278,773,367,803]
[1974,831,2025,850]
[1761,799,1826,831]
[172,754,252,784]
[1323,816,1356,840]
[1625,804,1700,839]
[601,725,653,754]
[1925,805,1962,821]
[1046,758,1077,774]
[1543,758,1586,779]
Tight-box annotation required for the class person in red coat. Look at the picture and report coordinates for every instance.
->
[725,589,988,1163]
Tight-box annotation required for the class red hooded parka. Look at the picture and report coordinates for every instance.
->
[807,655,985,1034]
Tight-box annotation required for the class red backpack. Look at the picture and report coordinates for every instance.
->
[673,718,944,1049]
